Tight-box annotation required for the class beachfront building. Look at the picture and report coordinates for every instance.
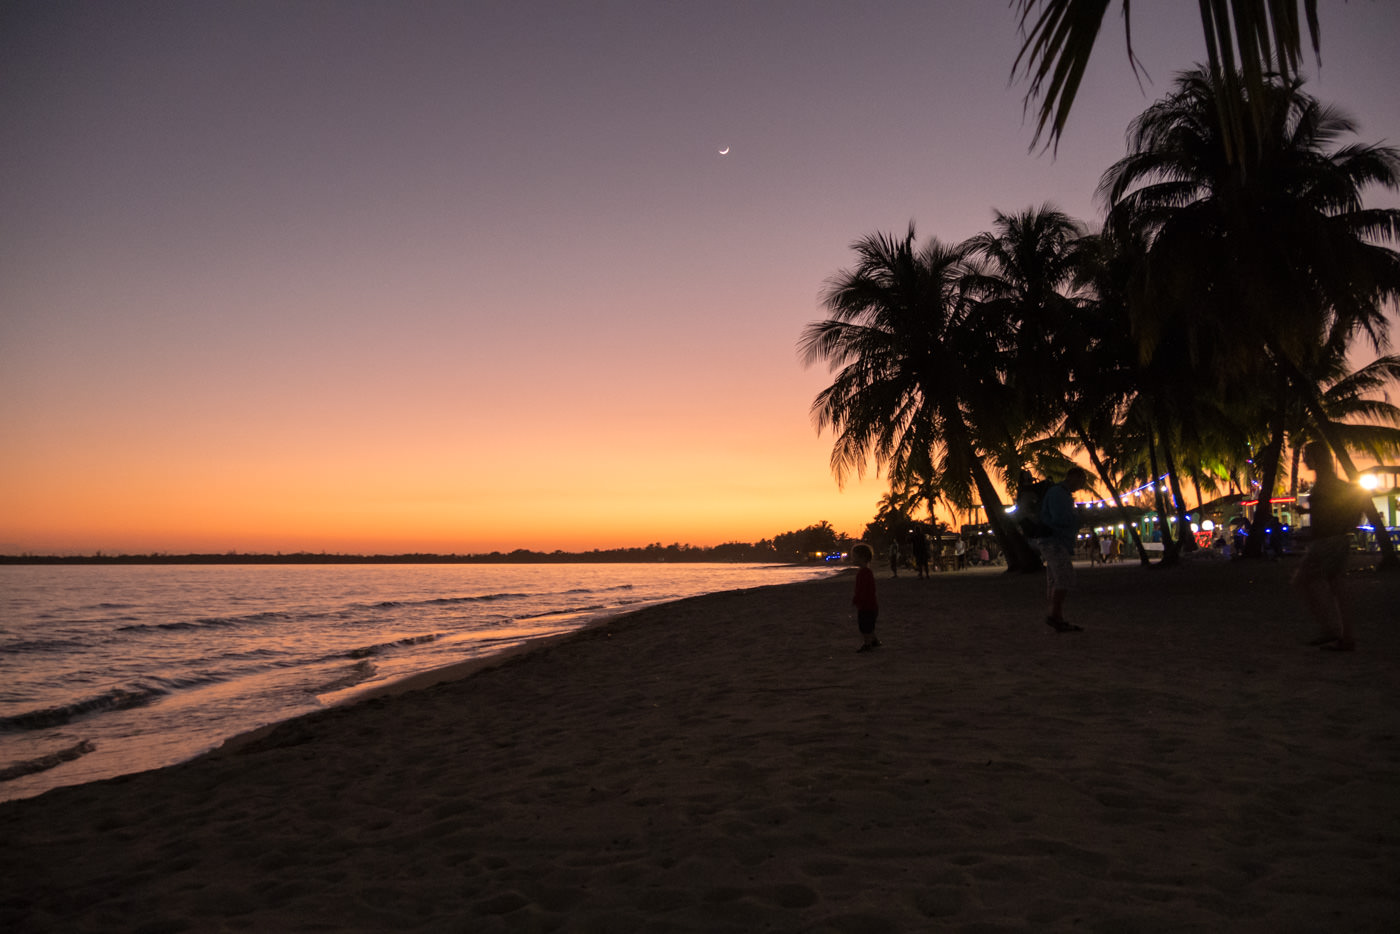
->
[1359,466,1400,533]
[1272,464,1399,553]
[961,466,1400,561]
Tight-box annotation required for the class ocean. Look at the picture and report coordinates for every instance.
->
[0,562,838,802]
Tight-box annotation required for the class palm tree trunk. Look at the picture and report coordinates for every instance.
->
[1245,392,1288,559]
[1068,413,1152,565]
[1162,438,1198,553]
[1146,431,1177,565]
[944,405,1041,572]
[1289,441,1303,498]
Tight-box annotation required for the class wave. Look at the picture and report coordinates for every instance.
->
[426,592,530,605]
[0,685,168,732]
[115,613,285,634]
[345,632,443,658]
[368,592,530,610]
[310,660,377,694]
[102,585,646,635]
[514,595,648,622]
[111,592,542,632]
[0,740,96,783]
[517,603,608,621]
[369,584,634,611]
[0,636,88,654]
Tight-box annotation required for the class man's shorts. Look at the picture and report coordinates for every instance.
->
[1292,533,1352,582]
[1039,541,1076,592]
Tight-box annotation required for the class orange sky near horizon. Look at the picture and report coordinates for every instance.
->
[3,362,891,553]
[3,1,1398,556]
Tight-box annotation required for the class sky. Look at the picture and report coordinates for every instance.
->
[3,1,1399,556]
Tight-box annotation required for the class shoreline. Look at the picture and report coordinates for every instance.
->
[2,564,838,802]
[4,559,1398,931]
[208,589,728,760]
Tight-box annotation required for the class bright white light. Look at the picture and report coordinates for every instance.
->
[1202,519,1216,532]
[1360,474,1379,491]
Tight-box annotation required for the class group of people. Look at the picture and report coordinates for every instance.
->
[1085,530,1122,564]
[848,445,1371,652]
[886,533,990,580]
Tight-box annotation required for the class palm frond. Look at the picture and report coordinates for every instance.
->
[1013,0,1323,163]
[1012,0,1120,153]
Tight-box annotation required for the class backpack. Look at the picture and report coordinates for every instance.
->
[1015,477,1055,539]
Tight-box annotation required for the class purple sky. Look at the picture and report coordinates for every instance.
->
[3,1,1398,554]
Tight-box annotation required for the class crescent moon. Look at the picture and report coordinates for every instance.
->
[718,146,730,155]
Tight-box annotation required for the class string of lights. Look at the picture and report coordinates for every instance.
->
[1077,475,1171,509]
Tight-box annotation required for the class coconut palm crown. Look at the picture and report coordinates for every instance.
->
[1097,66,1400,560]
[800,226,1042,571]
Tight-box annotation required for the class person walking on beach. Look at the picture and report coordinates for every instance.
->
[1039,466,1087,632]
[1293,442,1369,651]
[887,540,900,578]
[850,543,881,652]
[909,529,931,579]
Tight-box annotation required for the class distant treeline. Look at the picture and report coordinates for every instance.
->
[1,523,858,566]
[0,543,816,566]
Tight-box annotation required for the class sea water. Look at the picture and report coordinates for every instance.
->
[0,562,836,802]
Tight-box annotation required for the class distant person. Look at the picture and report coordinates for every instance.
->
[978,544,990,566]
[1039,466,1088,632]
[887,540,900,578]
[1293,442,1369,651]
[1098,532,1113,565]
[910,529,931,579]
[954,536,967,570]
[1232,518,1250,556]
[850,543,881,652]
[1262,510,1286,559]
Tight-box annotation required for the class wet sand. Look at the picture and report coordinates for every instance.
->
[3,555,1398,932]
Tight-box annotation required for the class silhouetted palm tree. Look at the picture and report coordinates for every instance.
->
[964,206,1176,560]
[800,226,1041,570]
[1286,351,1400,497]
[1279,304,1400,495]
[964,205,1092,432]
[1098,67,1400,560]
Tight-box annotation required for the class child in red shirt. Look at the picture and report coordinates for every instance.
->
[851,543,880,652]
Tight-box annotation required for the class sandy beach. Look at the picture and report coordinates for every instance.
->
[3,556,1398,932]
